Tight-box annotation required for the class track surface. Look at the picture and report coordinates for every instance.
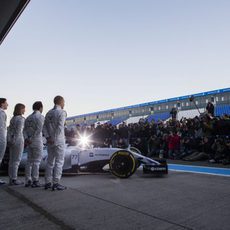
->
[0,169,230,230]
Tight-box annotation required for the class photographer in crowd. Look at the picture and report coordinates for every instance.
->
[206,101,215,117]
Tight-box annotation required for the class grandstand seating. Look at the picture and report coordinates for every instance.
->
[107,117,129,126]
[177,108,205,120]
[95,120,110,126]
[215,104,230,116]
[66,88,230,126]
[147,112,170,122]
[124,115,148,124]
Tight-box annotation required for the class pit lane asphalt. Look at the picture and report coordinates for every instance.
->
[0,170,229,230]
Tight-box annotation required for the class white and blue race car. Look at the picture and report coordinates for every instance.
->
[17,145,168,178]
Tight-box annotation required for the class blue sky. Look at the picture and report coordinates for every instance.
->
[0,0,230,119]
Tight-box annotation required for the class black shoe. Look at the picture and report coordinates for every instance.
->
[25,180,32,187]
[9,179,24,186]
[31,181,42,188]
[44,182,52,190]
[52,183,67,191]
[0,179,6,185]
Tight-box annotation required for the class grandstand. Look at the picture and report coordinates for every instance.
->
[66,88,230,126]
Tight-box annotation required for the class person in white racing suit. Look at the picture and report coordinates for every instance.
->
[0,98,8,185]
[43,96,67,191]
[24,101,44,188]
[7,103,25,185]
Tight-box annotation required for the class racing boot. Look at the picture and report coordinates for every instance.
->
[31,181,42,188]
[25,180,32,187]
[0,179,6,185]
[44,182,52,190]
[9,179,24,186]
[52,183,67,191]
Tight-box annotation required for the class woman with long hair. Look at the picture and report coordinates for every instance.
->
[7,103,25,185]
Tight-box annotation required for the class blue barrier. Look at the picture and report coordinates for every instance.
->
[169,164,230,177]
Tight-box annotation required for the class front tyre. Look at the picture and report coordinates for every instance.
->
[129,146,141,154]
[109,150,136,178]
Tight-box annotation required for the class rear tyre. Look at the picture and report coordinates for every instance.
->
[109,150,136,178]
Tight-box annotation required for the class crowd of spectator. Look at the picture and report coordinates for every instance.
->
[65,113,230,165]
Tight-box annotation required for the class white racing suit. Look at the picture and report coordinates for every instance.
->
[0,108,7,165]
[7,115,25,180]
[24,111,44,183]
[43,105,66,184]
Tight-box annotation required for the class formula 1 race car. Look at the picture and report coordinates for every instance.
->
[1,144,168,178]
[16,145,168,178]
